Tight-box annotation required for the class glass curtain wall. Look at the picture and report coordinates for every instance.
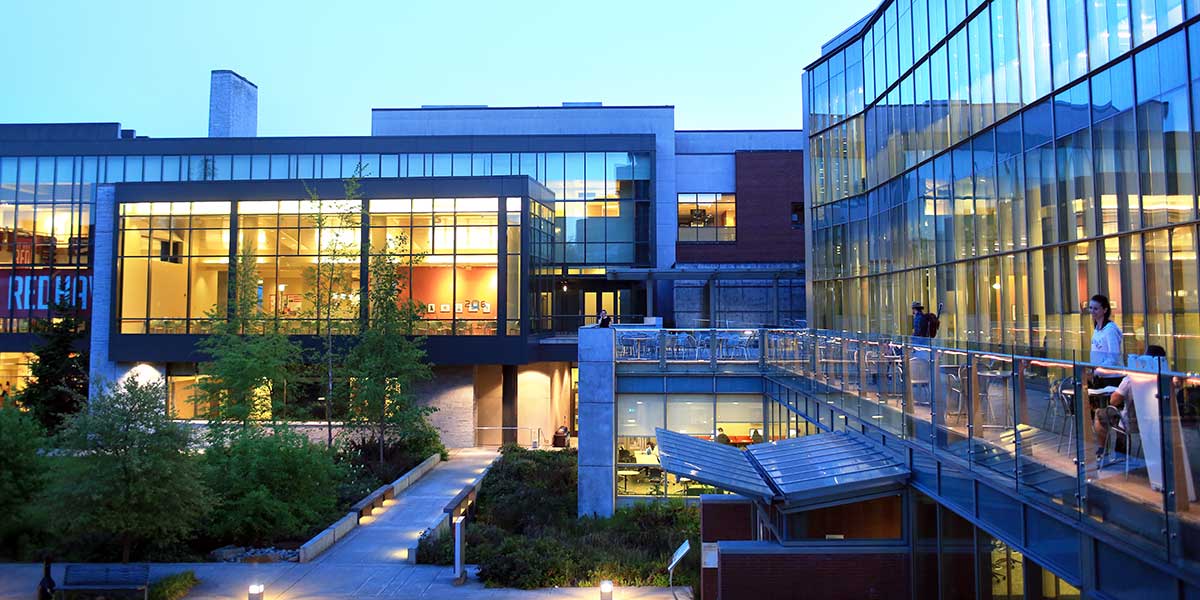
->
[118,196,542,336]
[807,0,1200,370]
[615,392,766,498]
[1,149,645,338]
[0,156,93,333]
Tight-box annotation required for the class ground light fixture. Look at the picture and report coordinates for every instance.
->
[599,579,613,600]
[248,583,264,600]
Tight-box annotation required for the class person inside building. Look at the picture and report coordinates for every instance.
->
[597,309,612,328]
[644,440,657,455]
[750,428,763,444]
[715,427,731,445]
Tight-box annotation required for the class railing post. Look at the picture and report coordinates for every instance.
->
[710,329,718,370]
[758,328,767,370]
[658,329,667,370]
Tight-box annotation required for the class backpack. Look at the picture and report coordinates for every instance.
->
[926,303,943,338]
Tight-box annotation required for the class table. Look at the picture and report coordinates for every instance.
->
[634,453,660,465]
[617,469,641,494]
[622,335,654,360]
[978,370,1014,427]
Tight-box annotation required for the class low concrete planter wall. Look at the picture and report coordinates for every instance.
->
[298,453,441,563]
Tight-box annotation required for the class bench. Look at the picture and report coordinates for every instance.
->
[59,564,149,600]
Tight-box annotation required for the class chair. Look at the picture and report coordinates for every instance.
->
[1050,377,1078,454]
[1101,385,1148,477]
[908,356,932,405]
[945,372,967,424]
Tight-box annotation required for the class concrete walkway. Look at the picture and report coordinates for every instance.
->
[0,562,691,599]
[319,447,499,565]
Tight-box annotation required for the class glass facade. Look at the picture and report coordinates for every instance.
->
[615,391,766,498]
[0,148,649,335]
[0,156,94,333]
[117,196,553,336]
[806,0,1200,370]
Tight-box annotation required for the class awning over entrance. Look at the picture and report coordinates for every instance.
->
[654,428,909,507]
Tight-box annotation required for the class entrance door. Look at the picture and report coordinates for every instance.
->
[583,290,630,324]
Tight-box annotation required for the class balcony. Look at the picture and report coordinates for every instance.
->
[762,329,1200,568]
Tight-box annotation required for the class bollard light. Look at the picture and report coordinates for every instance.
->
[248,584,264,600]
[599,579,613,600]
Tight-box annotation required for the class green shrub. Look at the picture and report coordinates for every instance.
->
[0,406,45,557]
[476,535,573,589]
[420,447,700,592]
[475,445,577,533]
[149,570,199,600]
[204,427,343,545]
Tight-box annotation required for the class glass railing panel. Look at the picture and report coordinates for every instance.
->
[615,328,658,362]
[901,340,934,442]
[966,353,1018,488]
[1080,360,1170,558]
[1013,357,1083,516]
[1168,375,1200,567]
[933,348,970,459]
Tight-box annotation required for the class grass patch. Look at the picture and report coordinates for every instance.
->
[417,445,699,590]
[149,570,200,600]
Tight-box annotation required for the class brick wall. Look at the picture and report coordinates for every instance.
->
[717,551,910,600]
[701,498,755,542]
[676,151,805,264]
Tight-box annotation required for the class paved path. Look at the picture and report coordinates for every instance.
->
[318,447,498,565]
[0,562,691,599]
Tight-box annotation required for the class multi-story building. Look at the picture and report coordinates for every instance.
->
[576,2,1200,599]
[805,0,1200,373]
[0,71,805,448]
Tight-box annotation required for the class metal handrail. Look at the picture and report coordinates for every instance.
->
[474,426,544,448]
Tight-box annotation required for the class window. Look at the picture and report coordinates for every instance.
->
[677,193,736,242]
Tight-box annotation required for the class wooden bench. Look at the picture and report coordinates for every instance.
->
[59,564,149,600]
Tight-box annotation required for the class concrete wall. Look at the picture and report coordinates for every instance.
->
[413,366,476,449]
[515,362,571,447]
[577,326,615,517]
[674,277,806,328]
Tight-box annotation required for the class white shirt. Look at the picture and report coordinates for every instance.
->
[1090,321,1124,368]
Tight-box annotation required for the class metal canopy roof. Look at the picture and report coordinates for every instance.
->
[748,433,910,506]
[655,428,776,501]
[654,428,909,507]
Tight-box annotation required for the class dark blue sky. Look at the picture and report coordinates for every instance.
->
[0,0,878,137]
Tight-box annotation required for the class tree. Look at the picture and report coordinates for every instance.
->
[302,169,365,446]
[17,300,88,433]
[43,377,211,562]
[0,406,45,549]
[196,246,302,428]
[344,243,440,463]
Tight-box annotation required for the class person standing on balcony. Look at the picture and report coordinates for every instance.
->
[597,309,612,328]
[911,301,929,338]
[1087,294,1125,390]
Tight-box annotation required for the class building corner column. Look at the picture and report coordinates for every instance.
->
[87,184,121,395]
[576,326,615,518]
